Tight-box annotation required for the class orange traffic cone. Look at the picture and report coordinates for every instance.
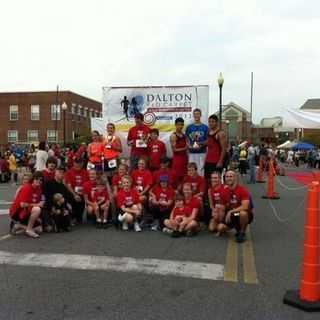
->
[262,160,279,199]
[256,157,265,183]
[283,181,320,311]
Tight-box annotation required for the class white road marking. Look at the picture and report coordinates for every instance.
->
[0,210,9,216]
[0,251,224,281]
[0,201,13,205]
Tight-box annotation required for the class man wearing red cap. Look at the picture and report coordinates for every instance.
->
[127,113,151,170]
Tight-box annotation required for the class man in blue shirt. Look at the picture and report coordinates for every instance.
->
[185,109,208,176]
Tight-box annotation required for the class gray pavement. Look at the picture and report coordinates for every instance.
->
[0,171,319,320]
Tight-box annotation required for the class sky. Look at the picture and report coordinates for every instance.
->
[1,0,319,123]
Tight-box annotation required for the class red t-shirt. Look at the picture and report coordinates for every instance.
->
[88,142,104,163]
[225,185,250,210]
[112,174,125,190]
[209,184,228,208]
[9,183,42,219]
[172,206,192,219]
[65,168,89,194]
[42,169,56,182]
[183,175,206,194]
[65,150,75,168]
[147,140,166,170]
[151,185,175,210]
[74,145,86,160]
[82,180,98,202]
[93,188,109,203]
[152,169,176,187]
[116,189,140,208]
[205,131,222,164]
[131,169,153,192]
[127,124,151,156]
[184,196,200,218]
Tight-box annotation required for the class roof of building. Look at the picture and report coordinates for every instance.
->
[260,116,282,128]
[300,99,320,110]
[0,90,101,105]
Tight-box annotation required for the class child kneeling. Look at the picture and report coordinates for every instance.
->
[116,175,142,232]
[163,194,199,237]
[51,193,71,232]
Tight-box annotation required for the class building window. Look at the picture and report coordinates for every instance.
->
[71,104,76,114]
[8,130,18,143]
[84,108,88,118]
[51,104,61,120]
[91,109,94,117]
[78,105,82,116]
[47,130,58,143]
[9,105,19,121]
[31,105,40,120]
[27,130,39,142]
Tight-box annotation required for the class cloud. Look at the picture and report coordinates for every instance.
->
[0,0,319,122]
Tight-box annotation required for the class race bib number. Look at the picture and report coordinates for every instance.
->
[136,139,147,148]
[108,159,117,169]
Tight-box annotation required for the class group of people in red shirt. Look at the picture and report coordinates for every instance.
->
[9,111,253,242]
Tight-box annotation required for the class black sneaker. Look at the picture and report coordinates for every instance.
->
[171,230,181,238]
[235,232,246,243]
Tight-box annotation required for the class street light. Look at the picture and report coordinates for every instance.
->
[61,101,68,146]
[225,119,230,142]
[218,72,224,129]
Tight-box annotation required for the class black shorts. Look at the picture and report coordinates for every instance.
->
[204,162,222,179]
[104,159,118,173]
[226,211,254,229]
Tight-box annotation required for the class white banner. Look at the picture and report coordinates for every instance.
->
[102,85,209,132]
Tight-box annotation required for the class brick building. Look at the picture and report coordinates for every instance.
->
[0,91,102,147]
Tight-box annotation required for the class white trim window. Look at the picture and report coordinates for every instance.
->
[84,107,88,118]
[9,105,18,121]
[51,104,61,120]
[71,104,76,114]
[31,105,40,120]
[27,130,39,142]
[47,130,58,143]
[8,130,18,143]
[78,105,82,116]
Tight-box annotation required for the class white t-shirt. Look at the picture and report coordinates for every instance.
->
[35,150,48,171]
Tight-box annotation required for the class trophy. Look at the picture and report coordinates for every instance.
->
[192,132,200,149]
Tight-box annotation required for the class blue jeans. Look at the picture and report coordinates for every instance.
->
[248,157,256,183]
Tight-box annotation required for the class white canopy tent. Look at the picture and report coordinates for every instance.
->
[276,140,295,149]
[283,109,320,129]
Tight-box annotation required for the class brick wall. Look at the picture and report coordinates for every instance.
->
[0,91,102,146]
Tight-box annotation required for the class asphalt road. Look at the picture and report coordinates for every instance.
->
[0,170,318,320]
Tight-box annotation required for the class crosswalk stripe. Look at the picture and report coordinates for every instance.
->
[0,210,9,216]
[0,251,225,281]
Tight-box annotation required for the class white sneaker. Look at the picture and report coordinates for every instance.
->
[122,221,129,231]
[134,222,141,232]
[162,227,173,234]
[118,213,126,222]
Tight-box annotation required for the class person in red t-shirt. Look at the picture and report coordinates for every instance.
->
[65,147,75,169]
[87,131,104,172]
[83,169,98,220]
[9,171,44,238]
[223,170,254,243]
[170,117,188,182]
[65,158,89,223]
[91,179,110,227]
[163,194,193,237]
[42,157,57,182]
[147,128,166,171]
[181,182,201,236]
[149,175,175,230]
[152,157,176,188]
[116,175,142,232]
[127,113,151,169]
[182,162,206,199]
[130,158,153,202]
[112,163,128,198]
[208,171,229,235]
